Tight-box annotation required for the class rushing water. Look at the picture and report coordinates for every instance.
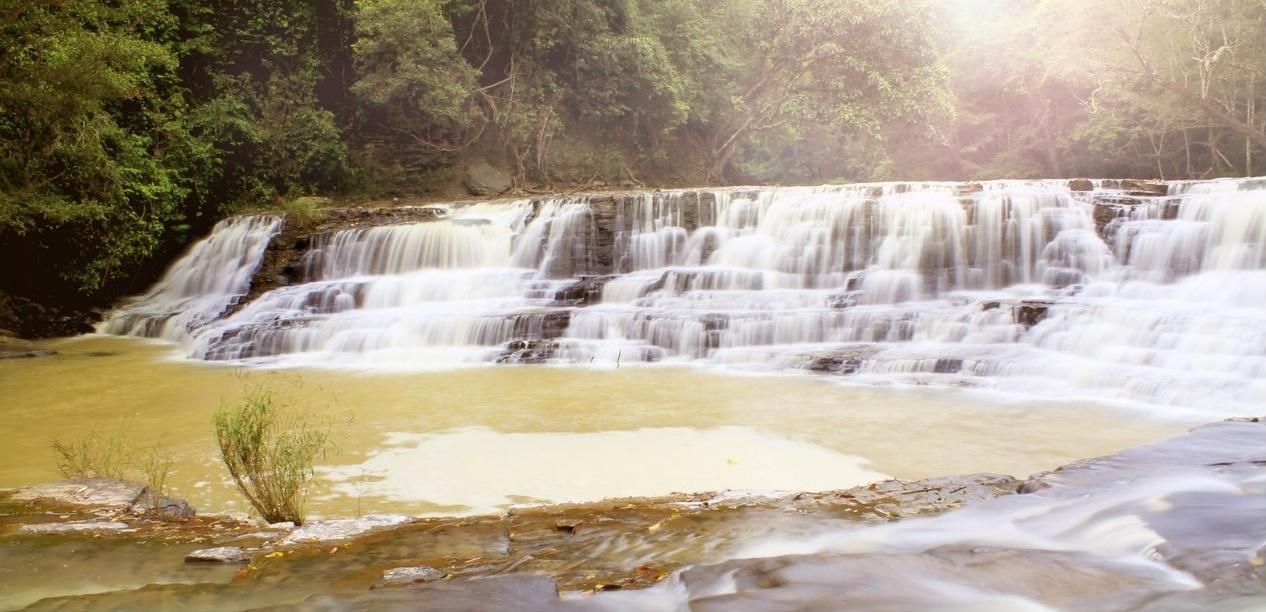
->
[97,178,1266,418]
[579,419,1266,612]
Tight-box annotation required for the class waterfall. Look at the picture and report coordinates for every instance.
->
[99,179,1266,415]
[98,215,283,342]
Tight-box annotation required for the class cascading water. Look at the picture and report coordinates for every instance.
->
[99,178,1266,415]
[97,215,283,342]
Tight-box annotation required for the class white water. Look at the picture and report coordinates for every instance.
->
[100,178,1266,416]
[97,215,283,341]
[578,420,1266,611]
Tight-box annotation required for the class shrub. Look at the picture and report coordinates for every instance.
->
[213,385,332,525]
[281,196,330,229]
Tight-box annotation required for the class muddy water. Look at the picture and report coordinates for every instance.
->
[0,336,1189,519]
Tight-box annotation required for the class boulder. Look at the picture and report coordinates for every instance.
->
[463,161,512,196]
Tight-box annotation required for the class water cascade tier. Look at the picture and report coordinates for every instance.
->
[99,178,1266,416]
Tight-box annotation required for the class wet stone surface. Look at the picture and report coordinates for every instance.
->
[3,420,1263,611]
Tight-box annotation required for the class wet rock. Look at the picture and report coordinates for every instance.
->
[0,334,56,359]
[131,494,197,518]
[185,547,251,564]
[1016,300,1051,328]
[678,547,1181,612]
[1121,179,1169,196]
[12,478,147,510]
[281,514,411,545]
[553,276,613,306]
[808,473,1021,518]
[1067,178,1094,192]
[498,339,561,364]
[464,161,512,196]
[21,520,131,534]
[509,310,572,340]
[375,566,448,588]
[1092,196,1142,237]
[1016,478,1052,494]
[826,293,860,309]
[797,345,880,375]
[287,575,562,611]
[955,182,984,195]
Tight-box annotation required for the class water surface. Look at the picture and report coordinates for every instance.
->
[0,336,1189,518]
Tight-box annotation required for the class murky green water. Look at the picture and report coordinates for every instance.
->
[0,336,1190,519]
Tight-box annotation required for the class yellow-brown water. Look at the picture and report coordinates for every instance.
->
[0,336,1190,519]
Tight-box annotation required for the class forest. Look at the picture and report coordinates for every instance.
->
[1,0,1264,326]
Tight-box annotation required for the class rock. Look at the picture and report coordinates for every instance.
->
[185,547,251,564]
[286,575,561,611]
[463,161,512,196]
[1120,179,1169,196]
[375,566,448,588]
[12,479,147,510]
[798,345,880,375]
[131,495,197,519]
[21,520,131,534]
[497,339,561,365]
[1015,300,1051,328]
[1067,178,1094,192]
[0,335,56,359]
[815,473,1021,518]
[281,514,411,545]
[552,276,613,306]
[955,182,984,195]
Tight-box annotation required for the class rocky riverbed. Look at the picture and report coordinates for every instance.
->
[3,418,1262,611]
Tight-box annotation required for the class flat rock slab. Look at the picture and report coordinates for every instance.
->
[185,547,251,564]
[282,515,411,545]
[11,479,145,510]
[376,566,448,588]
[20,520,131,534]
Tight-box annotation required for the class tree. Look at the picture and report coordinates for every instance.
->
[351,0,480,151]
[0,0,188,296]
[688,0,952,181]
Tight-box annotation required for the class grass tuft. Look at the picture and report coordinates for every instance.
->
[51,432,132,480]
[280,196,329,228]
[51,431,176,507]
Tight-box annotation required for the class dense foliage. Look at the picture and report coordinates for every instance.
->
[1,0,1263,325]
